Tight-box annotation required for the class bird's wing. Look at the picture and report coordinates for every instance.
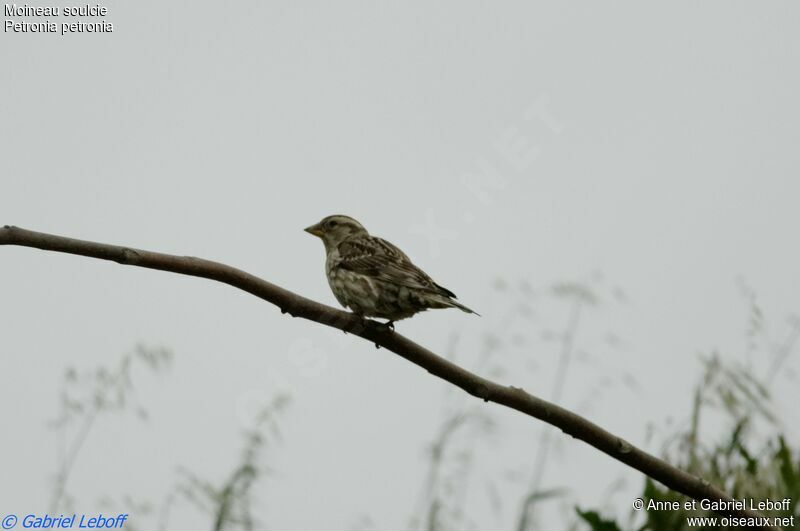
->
[337,236,457,297]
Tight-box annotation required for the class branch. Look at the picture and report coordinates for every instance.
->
[0,225,779,530]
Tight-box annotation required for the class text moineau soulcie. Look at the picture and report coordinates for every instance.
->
[6,4,107,16]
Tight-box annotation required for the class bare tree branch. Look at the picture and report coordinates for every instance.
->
[0,225,780,530]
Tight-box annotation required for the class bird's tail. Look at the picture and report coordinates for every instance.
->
[432,283,480,316]
[445,297,480,316]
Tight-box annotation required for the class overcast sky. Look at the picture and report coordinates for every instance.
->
[2,2,799,530]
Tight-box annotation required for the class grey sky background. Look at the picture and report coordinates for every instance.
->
[2,2,799,529]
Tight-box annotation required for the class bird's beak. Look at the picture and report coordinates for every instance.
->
[304,223,324,238]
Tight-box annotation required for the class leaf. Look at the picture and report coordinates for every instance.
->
[735,441,758,476]
[776,436,800,496]
[574,508,622,531]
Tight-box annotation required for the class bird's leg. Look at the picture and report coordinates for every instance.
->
[368,320,395,348]
[369,319,395,333]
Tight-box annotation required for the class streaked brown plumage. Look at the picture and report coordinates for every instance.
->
[305,215,477,325]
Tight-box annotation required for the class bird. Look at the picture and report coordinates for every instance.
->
[305,215,478,327]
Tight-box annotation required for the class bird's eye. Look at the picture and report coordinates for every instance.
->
[327,220,338,228]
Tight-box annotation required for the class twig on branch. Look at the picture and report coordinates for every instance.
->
[0,225,780,530]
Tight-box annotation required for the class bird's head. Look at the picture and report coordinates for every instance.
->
[305,215,368,250]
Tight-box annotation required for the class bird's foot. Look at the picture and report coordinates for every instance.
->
[383,320,395,331]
